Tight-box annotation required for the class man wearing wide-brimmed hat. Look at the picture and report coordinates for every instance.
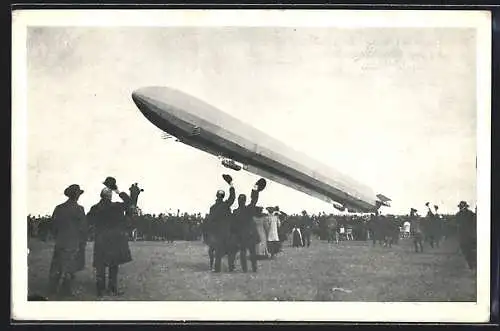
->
[48,184,87,298]
[456,200,476,270]
[87,177,134,297]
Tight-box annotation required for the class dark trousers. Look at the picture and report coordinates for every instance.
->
[240,245,257,272]
[460,240,477,270]
[214,246,237,272]
[303,232,311,247]
[95,265,119,295]
[427,234,440,248]
[413,233,424,252]
[48,270,73,296]
[208,246,215,270]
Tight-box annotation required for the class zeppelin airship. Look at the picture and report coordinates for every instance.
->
[131,86,391,213]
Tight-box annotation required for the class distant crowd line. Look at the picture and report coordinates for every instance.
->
[27,210,461,244]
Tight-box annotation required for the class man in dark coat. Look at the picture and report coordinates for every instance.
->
[456,201,476,270]
[423,202,442,249]
[410,208,424,253]
[204,176,236,273]
[232,187,260,272]
[299,211,311,247]
[87,177,133,297]
[48,184,87,297]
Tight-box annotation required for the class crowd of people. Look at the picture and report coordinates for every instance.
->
[28,212,204,243]
[27,210,460,245]
[27,174,477,300]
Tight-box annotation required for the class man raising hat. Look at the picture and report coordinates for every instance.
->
[203,174,236,272]
[87,177,134,297]
[231,178,267,272]
[48,184,87,298]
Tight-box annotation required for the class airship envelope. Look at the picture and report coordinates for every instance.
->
[131,86,389,213]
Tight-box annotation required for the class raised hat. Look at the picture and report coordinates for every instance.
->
[103,177,118,190]
[254,178,267,192]
[130,183,144,192]
[222,174,233,185]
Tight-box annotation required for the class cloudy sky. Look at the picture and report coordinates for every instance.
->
[26,25,477,216]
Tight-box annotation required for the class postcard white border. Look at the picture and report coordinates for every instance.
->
[11,9,492,322]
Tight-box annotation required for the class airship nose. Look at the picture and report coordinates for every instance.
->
[132,88,155,117]
[131,89,146,108]
[132,87,166,116]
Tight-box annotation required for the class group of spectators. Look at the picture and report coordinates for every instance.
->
[27,171,476,302]
[28,210,461,245]
[28,211,205,243]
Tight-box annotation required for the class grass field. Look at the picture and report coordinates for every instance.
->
[27,236,476,302]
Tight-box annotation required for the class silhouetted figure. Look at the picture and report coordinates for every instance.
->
[410,208,424,253]
[456,201,476,270]
[48,184,87,298]
[87,177,133,297]
[204,175,236,272]
[232,186,261,272]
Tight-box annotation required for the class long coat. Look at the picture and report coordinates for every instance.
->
[232,190,260,248]
[456,208,476,269]
[456,209,476,249]
[87,193,133,268]
[50,200,87,274]
[204,187,236,251]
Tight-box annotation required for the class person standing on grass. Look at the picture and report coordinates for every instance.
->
[266,209,281,258]
[403,219,411,239]
[456,201,476,271]
[232,178,266,273]
[48,184,87,298]
[292,224,303,247]
[87,177,133,297]
[410,208,424,253]
[204,174,236,272]
[301,221,312,247]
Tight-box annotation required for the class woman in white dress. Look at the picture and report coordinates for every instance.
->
[266,211,281,258]
[253,208,269,259]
